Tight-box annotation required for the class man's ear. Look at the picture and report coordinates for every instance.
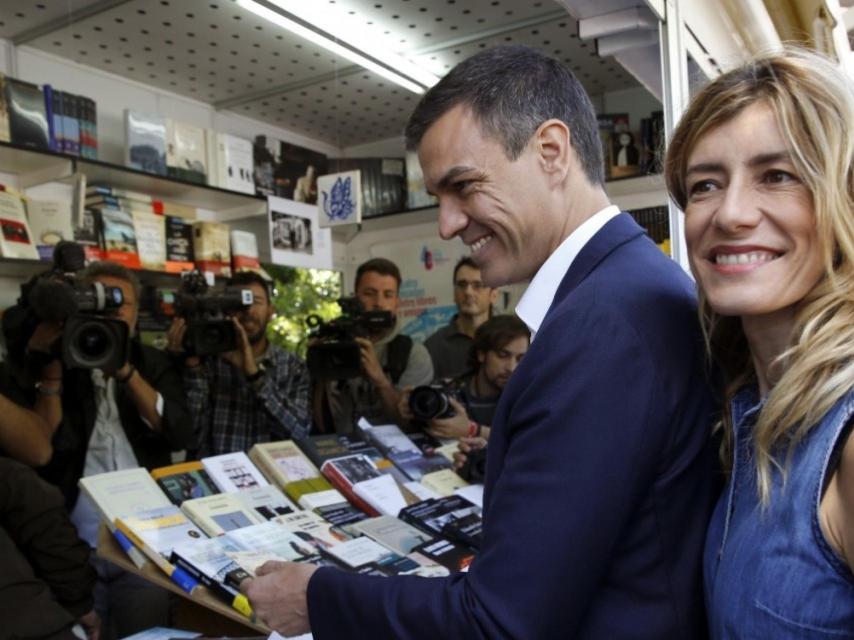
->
[488,288,499,305]
[534,119,572,184]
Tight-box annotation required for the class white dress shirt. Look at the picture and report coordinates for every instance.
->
[516,205,622,340]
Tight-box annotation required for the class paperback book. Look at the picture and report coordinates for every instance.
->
[150,461,221,506]
[181,492,264,537]
[201,451,270,493]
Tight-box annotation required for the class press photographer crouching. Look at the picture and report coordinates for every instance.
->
[403,315,529,479]
[171,270,311,457]
[0,252,192,639]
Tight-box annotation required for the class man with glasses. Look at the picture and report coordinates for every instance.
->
[424,257,497,380]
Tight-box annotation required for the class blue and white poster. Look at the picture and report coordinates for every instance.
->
[317,170,362,228]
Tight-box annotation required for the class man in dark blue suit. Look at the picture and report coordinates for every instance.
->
[243,45,716,639]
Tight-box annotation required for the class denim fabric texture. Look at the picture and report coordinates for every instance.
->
[705,387,854,639]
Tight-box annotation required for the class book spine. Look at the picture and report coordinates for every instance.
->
[52,89,64,153]
[43,84,56,152]
[170,552,254,618]
[114,518,199,594]
[110,526,147,570]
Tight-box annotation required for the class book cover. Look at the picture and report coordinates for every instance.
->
[115,505,205,571]
[61,91,80,156]
[248,440,321,488]
[150,461,221,506]
[230,229,260,273]
[81,96,97,159]
[321,536,425,576]
[350,515,434,556]
[295,433,375,469]
[86,184,153,203]
[0,73,11,143]
[96,206,140,269]
[320,454,383,516]
[235,484,298,521]
[328,157,406,218]
[597,113,630,180]
[181,492,264,536]
[164,215,194,272]
[170,536,252,612]
[352,474,407,517]
[225,521,319,563]
[73,208,103,262]
[313,501,370,526]
[253,135,328,199]
[192,220,231,276]
[317,170,361,228]
[132,210,166,270]
[420,468,469,497]
[51,87,64,153]
[201,451,270,493]
[411,535,475,572]
[0,190,40,260]
[217,133,255,194]
[79,468,173,528]
[399,495,482,551]
[362,423,422,457]
[43,84,56,152]
[297,488,348,511]
[282,476,334,504]
[25,198,74,260]
[166,119,207,184]
[204,128,219,188]
[388,448,453,482]
[5,78,49,150]
[274,510,350,550]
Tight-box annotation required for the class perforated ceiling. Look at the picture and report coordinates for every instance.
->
[1,0,648,149]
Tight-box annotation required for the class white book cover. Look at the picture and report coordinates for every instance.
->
[225,550,287,577]
[230,229,260,272]
[403,481,441,502]
[274,510,349,550]
[181,492,264,537]
[25,199,74,260]
[317,170,361,228]
[351,515,433,556]
[420,469,469,497]
[0,190,39,259]
[171,535,246,584]
[297,488,346,511]
[324,536,399,569]
[118,505,205,558]
[236,484,299,521]
[217,133,255,194]
[166,119,207,178]
[78,468,172,527]
[132,210,166,270]
[353,474,407,517]
[454,484,484,509]
[204,128,220,188]
[202,451,270,493]
[365,424,421,456]
[225,521,317,561]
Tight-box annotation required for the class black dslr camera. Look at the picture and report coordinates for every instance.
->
[409,384,457,421]
[3,242,129,372]
[305,297,394,380]
[175,271,253,356]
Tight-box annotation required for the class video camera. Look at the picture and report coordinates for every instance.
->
[174,271,254,356]
[3,241,129,373]
[305,297,394,380]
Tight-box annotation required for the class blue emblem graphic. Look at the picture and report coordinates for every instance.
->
[322,176,356,222]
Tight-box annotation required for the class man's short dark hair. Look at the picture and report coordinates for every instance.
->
[468,314,531,371]
[227,271,271,302]
[405,45,604,186]
[453,256,479,282]
[355,258,402,292]
[78,260,141,302]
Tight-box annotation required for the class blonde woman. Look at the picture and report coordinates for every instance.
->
[665,48,854,637]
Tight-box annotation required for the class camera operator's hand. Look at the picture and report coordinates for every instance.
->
[355,337,386,387]
[26,320,63,356]
[426,397,472,440]
[221,318,259,376]
[453,435,488,471]
[167,318,200,368]
[397,386,415,423]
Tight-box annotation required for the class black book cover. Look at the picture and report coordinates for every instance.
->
[413,536,475,572]
[165,215,194,264]
[314,502,370,526]
[61,91,79,156]
[253,135,328,200]
[329,157,406,217]
[5,78,49,150]
[399,495,482,551]
[295,433,372,468]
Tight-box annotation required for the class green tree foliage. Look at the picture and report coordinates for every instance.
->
[264,264,341,357]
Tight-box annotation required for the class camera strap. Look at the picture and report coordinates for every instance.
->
[383,334,413,386]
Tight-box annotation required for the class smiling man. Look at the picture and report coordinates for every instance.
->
[242,45,717,639]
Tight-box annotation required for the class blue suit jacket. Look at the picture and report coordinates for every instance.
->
[307,214,717,639]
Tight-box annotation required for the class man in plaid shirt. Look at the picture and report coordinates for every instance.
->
[169,271,311,456]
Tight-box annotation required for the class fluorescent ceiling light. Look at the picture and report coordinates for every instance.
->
[237,0,439,95]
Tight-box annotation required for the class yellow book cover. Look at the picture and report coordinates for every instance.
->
[420,469,469,497]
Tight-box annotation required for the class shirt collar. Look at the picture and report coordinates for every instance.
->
[516,204,621,340]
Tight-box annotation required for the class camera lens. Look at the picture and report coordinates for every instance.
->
[409,386,450,421]
[76,325,109,357]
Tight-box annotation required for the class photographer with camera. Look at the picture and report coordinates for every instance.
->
[172,271,311,457]
[424,257,498,381]
[314,258,433,434]
[1,258,192,639]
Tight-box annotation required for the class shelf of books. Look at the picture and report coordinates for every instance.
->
[85,422,484,635]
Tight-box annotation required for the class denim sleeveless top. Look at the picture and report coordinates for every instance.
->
[704,387,854,638]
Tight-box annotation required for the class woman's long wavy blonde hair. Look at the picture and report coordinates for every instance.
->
[664,47,854,504]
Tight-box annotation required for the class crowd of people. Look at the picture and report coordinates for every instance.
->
[0,41,852,640]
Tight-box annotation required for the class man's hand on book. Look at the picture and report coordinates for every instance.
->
[241,560,317,636]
